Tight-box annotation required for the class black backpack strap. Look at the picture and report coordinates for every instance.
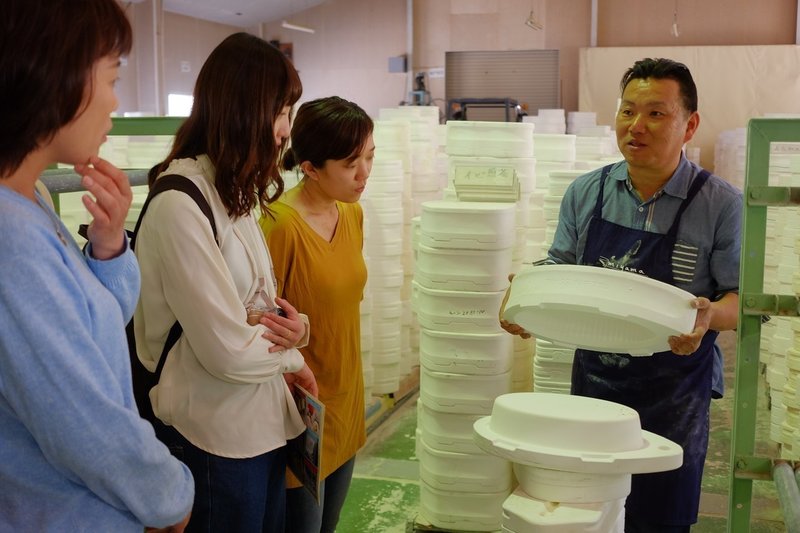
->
[133,174,219,381]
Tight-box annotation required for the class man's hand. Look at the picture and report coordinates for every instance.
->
[75,157,131,260]
[668,297,712,355]
[498,273,531,339]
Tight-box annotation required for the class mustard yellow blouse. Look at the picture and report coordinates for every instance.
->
[260,200,367,483]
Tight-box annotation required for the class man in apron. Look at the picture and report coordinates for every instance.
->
[502,58,742,531]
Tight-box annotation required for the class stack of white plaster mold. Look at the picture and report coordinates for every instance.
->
[759,143,800,459]
[58,135,173,244]
[361,120,412,395]
[413,120,538,531]
[523,108,566,134]
[474,392,683,531]
[713,128,747,191]
[377,106,444,379]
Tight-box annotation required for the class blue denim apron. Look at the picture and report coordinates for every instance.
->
[570,165,717,526]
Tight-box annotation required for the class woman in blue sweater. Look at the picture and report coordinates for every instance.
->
[0,1,194,531]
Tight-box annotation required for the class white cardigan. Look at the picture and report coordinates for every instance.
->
[134,155,305,458]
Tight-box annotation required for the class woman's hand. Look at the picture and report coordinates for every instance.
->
[284,363,318,397]
[259,297,306,353]
[75,157,131,260]
[668,297,712,355]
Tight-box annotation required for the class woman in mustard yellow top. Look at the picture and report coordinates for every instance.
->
[260,96,374,533]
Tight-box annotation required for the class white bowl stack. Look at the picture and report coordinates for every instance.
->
[474,393,683,532]
[714,127,747,191]
[362,123,411,394]
[375,108,443,382]
[762,149,800,459]
[532,338,575,394]
[530,133,576,262]
[63,134,175,245]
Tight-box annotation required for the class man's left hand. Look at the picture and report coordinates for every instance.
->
[668,297,712,355]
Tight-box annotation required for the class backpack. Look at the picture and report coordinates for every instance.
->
[82,174,218,423]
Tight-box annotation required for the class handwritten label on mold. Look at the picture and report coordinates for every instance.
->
[448,309,489,316]
[453,165,517,187]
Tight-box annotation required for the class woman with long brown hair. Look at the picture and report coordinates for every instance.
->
[134,32,317,532]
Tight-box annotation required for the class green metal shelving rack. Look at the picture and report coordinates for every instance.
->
[728,118,800,532]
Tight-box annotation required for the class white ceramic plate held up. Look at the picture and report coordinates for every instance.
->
[503,264,697,355]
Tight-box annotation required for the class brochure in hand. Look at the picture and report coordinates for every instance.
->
[288,385,325,503]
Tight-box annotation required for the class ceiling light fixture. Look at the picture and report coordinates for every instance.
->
[670,0,680,37]
[525,8,543,30]
[281,20,315,34]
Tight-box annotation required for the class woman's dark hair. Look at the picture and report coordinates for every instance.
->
[282,96,373,172]
[620,57,698,114]
[0,0,132,177]
[149,32,302,217]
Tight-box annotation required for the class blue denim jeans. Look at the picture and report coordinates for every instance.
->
[156,423,287,533]
[284,457,356,533]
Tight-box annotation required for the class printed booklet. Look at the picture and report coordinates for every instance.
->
[288,385,325,503]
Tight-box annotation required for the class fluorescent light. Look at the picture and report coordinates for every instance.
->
[281,20,315,34]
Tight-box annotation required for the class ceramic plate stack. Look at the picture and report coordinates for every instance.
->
[511,336,534,392]
[474,393,683,532]
[361,172,406,394]
[360,291,373,406]
[126,135,173,169]
[544,169,585,248]
[713,128,746,191]
[533,338,574,394]
[530,133,576,260]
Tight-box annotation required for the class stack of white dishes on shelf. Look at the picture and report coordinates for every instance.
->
[533,338,574,394]
[474,393,683,532]
[761,149,800,459]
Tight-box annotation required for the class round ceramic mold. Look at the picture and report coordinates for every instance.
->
[503,264,698,355]
[473,392,683,474]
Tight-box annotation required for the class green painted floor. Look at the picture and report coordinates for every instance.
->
[338,331,788,532]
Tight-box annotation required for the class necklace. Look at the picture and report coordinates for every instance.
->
[37,196,68,246]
